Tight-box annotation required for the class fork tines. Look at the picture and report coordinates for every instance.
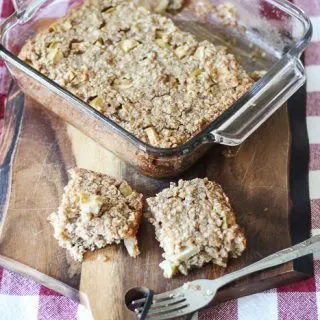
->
[132,293,190,320]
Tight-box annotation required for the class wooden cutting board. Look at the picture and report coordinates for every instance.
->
[0,84,311,320]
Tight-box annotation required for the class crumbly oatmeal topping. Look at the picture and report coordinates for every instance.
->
[146,178,246,277]
[215,2,238,28]
[49,168,143,261]
[19,0,255,148]
[135,0,184,12]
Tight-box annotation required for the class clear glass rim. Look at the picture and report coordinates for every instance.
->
[0,0,312,156]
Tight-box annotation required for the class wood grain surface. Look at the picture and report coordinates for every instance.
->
[0,95,311,320]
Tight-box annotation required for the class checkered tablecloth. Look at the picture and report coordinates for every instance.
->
[0,0,319,319]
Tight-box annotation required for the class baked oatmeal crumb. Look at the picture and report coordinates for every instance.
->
[215,3,238,27]
[222,147,240,158]
[249,70,267,81]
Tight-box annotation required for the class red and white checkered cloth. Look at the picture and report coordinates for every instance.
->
[0,0,319,319]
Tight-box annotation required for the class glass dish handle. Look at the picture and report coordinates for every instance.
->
[210,56,306,146]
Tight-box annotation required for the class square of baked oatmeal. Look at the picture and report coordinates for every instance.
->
[49,168,143,261]
[146,178,246,277]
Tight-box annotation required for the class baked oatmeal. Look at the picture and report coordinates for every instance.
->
[19,0,256,148]
[49,168,143,261]
[135,0,185,12]
[146,178,246,277]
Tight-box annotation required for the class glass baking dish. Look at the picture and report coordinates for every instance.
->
[0,0,312,178]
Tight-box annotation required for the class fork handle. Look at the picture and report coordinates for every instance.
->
[215,234,320,288]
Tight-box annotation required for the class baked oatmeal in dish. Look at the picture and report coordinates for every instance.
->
[19,0,256,148]
[49,168,143,261]
[146,178,246,277]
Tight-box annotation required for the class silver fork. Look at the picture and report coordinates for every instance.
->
[127,234,320,320]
